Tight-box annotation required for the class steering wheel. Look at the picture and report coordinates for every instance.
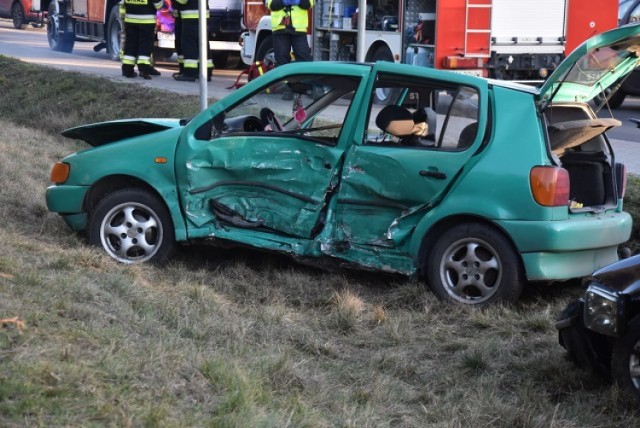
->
[260,107,284,132]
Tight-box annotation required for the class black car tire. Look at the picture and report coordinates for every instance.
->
[106,5,123,61]
[89,188,176,264]
[12,1,26,29]
[611,314,640,403]
[426,222,524,306]
[255,34,274,66]
[47,2,75,53]
[594,88,627,110]
[212,51,230,69]
[371,46,399,105]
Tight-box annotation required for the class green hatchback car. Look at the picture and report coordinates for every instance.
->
[46,24,640,306]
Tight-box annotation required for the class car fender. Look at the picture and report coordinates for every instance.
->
[62,126,188,240]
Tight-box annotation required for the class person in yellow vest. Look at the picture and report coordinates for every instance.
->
[121,0,165,79]
[265,0,314,67]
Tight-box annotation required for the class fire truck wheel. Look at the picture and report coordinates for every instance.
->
[107,5,123,61]
[47,2,74,53]
[371,46,399,104]
[594,88,626,110]
[11,1,26,29]
[255,35,274,66]
[213,52,230,69]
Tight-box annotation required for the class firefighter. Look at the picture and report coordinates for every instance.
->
[173,0,213,82]
[172,0,184,78]
[121,0,165,79]
[265,0,314,66]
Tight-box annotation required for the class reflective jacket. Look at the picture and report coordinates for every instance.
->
[122,0,164,24]
[175,0,210,19]
[266,0,313,32]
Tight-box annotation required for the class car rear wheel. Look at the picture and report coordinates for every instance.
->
[12,1,26,29]
[89,188,176,264]
[611,315,640,403]
[425,223,524,306]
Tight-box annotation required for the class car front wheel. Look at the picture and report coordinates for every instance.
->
[611,315,640,403]
[89,188,176,264]
[426,223,524,306]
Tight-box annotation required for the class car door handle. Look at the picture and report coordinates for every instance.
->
[419,169,446,179]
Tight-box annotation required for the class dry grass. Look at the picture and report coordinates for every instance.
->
[1,57,639,426]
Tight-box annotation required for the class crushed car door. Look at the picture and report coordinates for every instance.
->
[179,73,362,239]
[333,72,487,250]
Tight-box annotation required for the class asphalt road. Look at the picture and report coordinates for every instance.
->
[0,19,242,99]
[2,18,639,171]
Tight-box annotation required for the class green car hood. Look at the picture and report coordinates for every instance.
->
[61,118,183,147]
[538,23,640,108]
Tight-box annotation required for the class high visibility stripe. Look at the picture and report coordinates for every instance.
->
[180,9,209,18]
[124,17,156,23]
[125,13,156,19]
[184,59,198,69]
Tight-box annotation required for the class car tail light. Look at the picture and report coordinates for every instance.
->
[50,162,70,184]
[530,166,570,207]
[615,162,627,199]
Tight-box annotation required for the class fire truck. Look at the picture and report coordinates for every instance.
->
[240,0,618,101]
[37,0,243,66]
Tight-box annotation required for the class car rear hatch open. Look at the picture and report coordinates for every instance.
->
[537,24,640,213]
[537,23,640,110]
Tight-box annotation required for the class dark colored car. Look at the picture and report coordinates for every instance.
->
[0,0,43,29]
[556,254,640,403]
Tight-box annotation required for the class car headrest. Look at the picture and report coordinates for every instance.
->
[376,105,414,137]
[412,107,436,139]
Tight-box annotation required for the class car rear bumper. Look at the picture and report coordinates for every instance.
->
[500,212,632,280]
[522,247,621,280]
[46,185,89,231]
[500,212,632,253]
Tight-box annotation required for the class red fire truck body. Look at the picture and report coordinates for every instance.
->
[241,0,618,83]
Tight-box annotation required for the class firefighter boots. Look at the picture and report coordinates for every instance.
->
[122,64,137,78]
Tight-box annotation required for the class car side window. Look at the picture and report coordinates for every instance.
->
[365,75,479,151]
[206,74,360,146]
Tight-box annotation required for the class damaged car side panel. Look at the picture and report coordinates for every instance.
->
[181,134,344,237]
